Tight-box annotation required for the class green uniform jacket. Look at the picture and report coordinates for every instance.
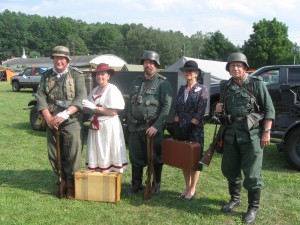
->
[220,76,275,144]
[128,73,173,132]
[36,67,87,119]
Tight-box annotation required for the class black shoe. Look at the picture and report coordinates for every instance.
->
[221,200,240,213]
[243,207,259,224]
[151,182,160,194]
[183,192,196,201]
[128,184,143,194]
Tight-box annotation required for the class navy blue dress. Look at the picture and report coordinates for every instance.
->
[175,82,208,169]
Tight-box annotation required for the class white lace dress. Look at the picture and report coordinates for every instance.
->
[86,83,127,173]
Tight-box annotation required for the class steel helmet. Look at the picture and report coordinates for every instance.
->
[225,52,249,71]
[51,46,71,61]
[140,50,160,67]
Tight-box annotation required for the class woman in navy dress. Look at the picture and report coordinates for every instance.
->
[173,60,208,200]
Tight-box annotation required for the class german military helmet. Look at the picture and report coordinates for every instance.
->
[51,46,71,61]
[225,52,249,71]
[140,50,161,67]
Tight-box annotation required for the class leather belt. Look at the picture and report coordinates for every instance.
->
[231,116,246,122]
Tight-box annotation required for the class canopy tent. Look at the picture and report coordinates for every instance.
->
[163,56,230,85]
[0,70,17,82]
[89,54,127,70]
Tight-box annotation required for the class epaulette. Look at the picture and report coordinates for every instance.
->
[157,74,167,80]
[70,66,83,74]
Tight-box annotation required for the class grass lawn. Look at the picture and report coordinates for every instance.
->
[0,82,299,225]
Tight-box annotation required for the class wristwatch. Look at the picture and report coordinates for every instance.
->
[263,127,271,132]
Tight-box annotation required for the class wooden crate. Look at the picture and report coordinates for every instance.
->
[75,170,121,203]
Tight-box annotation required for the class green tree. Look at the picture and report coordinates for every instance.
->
[121,25,186,67]
[202,30,238,61]
[189,31,207,59]
[29,51,41,58]
[87,23,122,55]
[243,18,293,68]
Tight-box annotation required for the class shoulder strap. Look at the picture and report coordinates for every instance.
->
[219,79,231,114]
[239,77,261,112]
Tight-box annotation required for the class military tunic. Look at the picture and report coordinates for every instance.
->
[128,73,172,166]
[220,76,275,191]
[36,67,87,181]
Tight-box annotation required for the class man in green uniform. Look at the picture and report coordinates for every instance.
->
[215,53,275,224]
[128,50,172,194]
[36,46,87,198]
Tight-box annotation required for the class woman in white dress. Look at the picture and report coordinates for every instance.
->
[82,63,127,173]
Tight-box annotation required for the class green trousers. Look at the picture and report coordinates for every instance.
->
[129,130,163,167]
[46,119,83,181]
[221,135,263,191]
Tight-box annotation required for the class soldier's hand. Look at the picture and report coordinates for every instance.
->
[82,99,96,110]
[51,115,65,129]
[146,126,157,137]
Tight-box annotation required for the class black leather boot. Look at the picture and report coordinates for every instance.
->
[152,164,163,194]
[243,190,260,224]
[221,183,241,213]
[128,166,143,194]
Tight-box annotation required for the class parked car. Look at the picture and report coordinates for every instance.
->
[11,67,48,92]
[250,65,300,170]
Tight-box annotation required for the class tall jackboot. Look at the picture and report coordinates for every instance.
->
[243,190,260,224]
[221,183,241,213]
[128,166,144,194]
[152,164,163,194]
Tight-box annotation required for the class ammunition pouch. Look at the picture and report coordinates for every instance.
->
[245,113,264,131]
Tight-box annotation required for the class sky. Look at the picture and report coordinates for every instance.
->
[1,0,299,46]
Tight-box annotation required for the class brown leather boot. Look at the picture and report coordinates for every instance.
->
[66,179,75,199]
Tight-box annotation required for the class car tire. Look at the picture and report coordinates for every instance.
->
[12,81,20,92]
[30,105,46,131]
[284,127,300,171]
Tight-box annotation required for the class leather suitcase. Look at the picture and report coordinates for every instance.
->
[162,139,201,170]
[75,170,121,203]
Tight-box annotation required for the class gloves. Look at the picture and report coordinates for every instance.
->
[57,110,70,120]
[82,99,96,111]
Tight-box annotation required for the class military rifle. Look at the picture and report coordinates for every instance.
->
[55,129,64,198]
[143,133,154,200]
[199,116,222,166]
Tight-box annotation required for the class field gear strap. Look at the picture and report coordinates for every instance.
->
[65,72,75,101]
[239,77,261,112]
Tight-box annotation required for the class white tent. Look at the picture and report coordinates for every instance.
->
[89,54,127,69]
[164,56,230,85]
